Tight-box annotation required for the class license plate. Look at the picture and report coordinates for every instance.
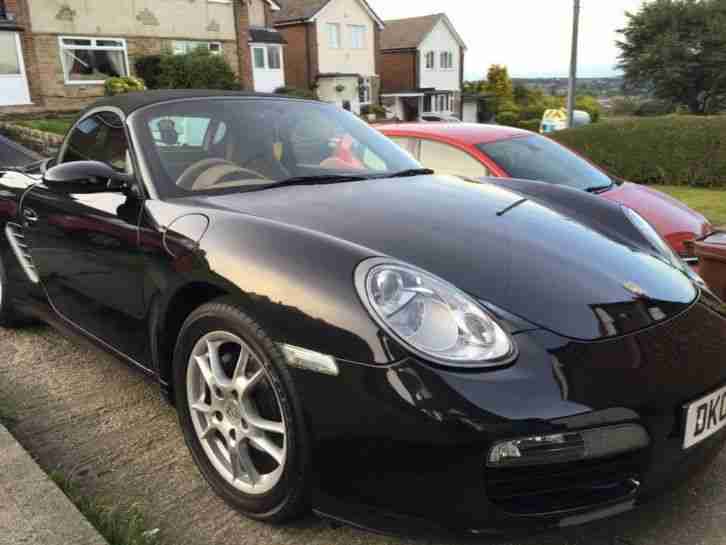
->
[683,384,726,449]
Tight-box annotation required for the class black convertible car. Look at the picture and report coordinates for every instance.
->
[1,91,726,535]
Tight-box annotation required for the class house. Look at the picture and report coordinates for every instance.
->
[379,13,466,121]
[272,0,384,115]
[0,0,286,111]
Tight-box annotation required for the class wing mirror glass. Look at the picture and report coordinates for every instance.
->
[42,161,135,194]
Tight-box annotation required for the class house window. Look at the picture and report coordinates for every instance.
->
[253,47,266,69]
[425,51,435,70]
[423,95,433,112]
[0,0,7,19]
[349,25,366,49]
[358,77,371,105]
[267,45,281,69]
[0,33,20,75]
[328,23,341,49]
[252,45,282,70]
[172,41,222,55]
[59,37,128,85]
[440,51,453,69]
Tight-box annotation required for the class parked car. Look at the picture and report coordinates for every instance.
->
[380,123,712,260]
[1,91,725,535]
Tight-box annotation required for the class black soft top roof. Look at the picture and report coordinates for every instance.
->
[81,90,314,116]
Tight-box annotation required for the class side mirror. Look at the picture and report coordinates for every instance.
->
[42,161,134,194]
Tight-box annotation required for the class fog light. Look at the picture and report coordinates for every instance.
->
[487,424,650,468]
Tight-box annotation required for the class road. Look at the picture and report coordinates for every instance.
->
[0,133,40,168]
[2,325,726,545]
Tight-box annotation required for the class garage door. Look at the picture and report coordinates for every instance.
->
[0,31,31,106]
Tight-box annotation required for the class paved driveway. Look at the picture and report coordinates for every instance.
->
[2,325,726,545]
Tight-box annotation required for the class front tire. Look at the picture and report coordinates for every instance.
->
[173,300,311,522]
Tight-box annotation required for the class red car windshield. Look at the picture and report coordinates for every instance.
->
[477,135,614,192]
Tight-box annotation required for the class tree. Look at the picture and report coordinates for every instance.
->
[617,0,726,114]
[486,64,514,101]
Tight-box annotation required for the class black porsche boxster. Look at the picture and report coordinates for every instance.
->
[1,91,726,535]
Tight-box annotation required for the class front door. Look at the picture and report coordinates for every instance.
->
[0,31,31,106]
[21,111,150,365]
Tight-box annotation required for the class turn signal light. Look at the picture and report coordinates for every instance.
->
[487,424,650,468]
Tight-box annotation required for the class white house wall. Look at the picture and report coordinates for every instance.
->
[316,0,376,77]
[418,19,461,92]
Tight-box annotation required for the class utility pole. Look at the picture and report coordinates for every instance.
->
[567,0,581,128]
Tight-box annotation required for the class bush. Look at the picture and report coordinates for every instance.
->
[104,76,145,96]
[635,99,676,117]
[516,119,541,132]
[134,55,162,89]
[274,86,317,100]
[496,110,520,127]
[156,49,238,90]
[361,104,387,118]
[550,115,726,187]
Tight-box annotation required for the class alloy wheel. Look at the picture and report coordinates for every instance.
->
[186,331,287,495]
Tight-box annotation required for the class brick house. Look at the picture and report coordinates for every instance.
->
[379,13,466,121]
[0,0,287,112]
[272,0,384,115]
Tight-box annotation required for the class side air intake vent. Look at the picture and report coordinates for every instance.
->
[5,222,39,284]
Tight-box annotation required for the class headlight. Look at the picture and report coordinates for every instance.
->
[623,207,686,272]
[354,258,516,368]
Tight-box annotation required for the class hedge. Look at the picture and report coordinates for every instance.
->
[549,115,726,188]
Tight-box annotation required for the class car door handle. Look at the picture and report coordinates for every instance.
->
[23,208,39,224]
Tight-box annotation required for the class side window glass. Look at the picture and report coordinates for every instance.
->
[389,137,420,160]
[62,112,128,172]
[419,140,489,178]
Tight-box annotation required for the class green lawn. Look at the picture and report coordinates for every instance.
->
[14,117,75,135]
[657,186,726,227]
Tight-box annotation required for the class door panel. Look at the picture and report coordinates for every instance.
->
[23,188,150,364]
[22,111,151,366]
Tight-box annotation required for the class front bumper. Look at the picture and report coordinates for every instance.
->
[289,294,726,535]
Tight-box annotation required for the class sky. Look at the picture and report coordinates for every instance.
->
[367,0,648,79]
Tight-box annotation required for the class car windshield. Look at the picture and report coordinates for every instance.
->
[477,135,614,192]
[132,98,422,198]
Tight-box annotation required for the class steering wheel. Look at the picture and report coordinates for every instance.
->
[176,158,269,191]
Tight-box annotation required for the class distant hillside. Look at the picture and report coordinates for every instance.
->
[512,77,649,98]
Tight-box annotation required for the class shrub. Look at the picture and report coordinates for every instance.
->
[496,110,520,127]
[361,104,387,119]
[550,115,726,187]
[156,49,238,90]
[134,55,162,89]
[516,119,541,132]
[610,97,640,116]
[274,86,317,100]
[104,76,146,96]
[635,99,676,117]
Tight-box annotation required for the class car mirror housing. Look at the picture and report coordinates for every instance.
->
[43,160,134,194]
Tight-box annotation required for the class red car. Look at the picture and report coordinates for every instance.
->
[379,123,712,260]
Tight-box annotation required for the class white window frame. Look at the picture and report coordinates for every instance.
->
[358,77,371,105]
[58,36,129,86]
[267,44,282,70]
[172,40,223,56]
[349,24,366,50]
[328,23,341,49]
[424,51,435,70]
[251,44,283,71]
[440,51,454,70]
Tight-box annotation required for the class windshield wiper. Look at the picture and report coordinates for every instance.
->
[245,174,373,192]
[585,184,613,194]
[382,168,434,178]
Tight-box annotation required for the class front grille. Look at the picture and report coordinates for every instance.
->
[5,222,39,283]
[486,451,645,515]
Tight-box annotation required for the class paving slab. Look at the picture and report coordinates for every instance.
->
[0,421,108,545]
[2,325,726,545]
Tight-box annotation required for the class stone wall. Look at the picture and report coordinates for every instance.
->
[0,122,63,156]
